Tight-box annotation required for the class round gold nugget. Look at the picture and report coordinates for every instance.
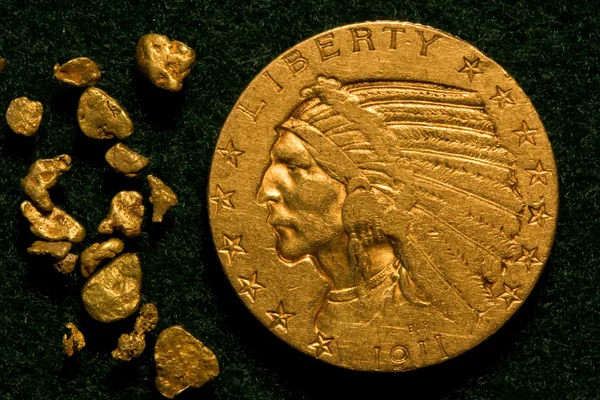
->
[6,96,43,136]
[77,87,133,140]
[209,22,558,371]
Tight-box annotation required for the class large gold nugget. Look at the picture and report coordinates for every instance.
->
[105,143,149,177]
[98,191,144,238]
[21,155,72,211]
[27,241,72,259]
[136,33,196,92]
[77,87,134,140]
[148,175,178,223]
[209,22,559,371]
[6,97,43,136]
[54,254,79,274]
[81,253,142,323]
[154,326,219,399]
[21,200,86,242]
[54,57,101,87]
[81,238,125,278]
[112,303,158,361]
[63,322,86,357]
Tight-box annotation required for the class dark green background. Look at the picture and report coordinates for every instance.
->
[0,1,597,399]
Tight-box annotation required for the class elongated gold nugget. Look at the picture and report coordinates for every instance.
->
[112,303,158,361]
[81,238,125,278]
[54,57,101,87]
[148,175,178,223]
[54,254,79,274]
[209,21,559,371]
[0,57,6,74]
[27,241,72,259]
[105,143,149,177]
[21,155,72,211]
[98,191,144,238]
[21,200,86,242]
[81,253,142,323]
[6,96,43,136]
[63,322,86,356]
[155,326,219,399]
[136,33,196,92]
[77,87,133,140]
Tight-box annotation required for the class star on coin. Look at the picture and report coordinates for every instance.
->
[528,198,552,227]
[238,271,265,302]
[210,185,235,213]
[489,86,516,109]
[498,283,522,308]
[525,161,551,186]
[219,234,246,262]
[512,121,538,146]
[517,246,543,271]
[308,332,334,358]
[217,139,245,167]
[267,301,295,333]
[458,56,482,82]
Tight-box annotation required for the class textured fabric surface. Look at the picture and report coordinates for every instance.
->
[0,1,598,399]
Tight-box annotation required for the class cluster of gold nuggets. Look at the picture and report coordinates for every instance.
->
[3,34,218,398]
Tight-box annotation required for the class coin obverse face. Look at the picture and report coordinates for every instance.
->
[209,21,558,372]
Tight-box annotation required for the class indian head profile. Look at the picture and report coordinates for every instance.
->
[257,76,524,343]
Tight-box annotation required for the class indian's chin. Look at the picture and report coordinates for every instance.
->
[273,232,311,264]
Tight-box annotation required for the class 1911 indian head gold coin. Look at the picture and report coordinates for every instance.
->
[209,21,558,371]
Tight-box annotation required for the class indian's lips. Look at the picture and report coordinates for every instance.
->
[266,214,295,230]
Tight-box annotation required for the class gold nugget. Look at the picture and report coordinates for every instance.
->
[21,200,86,242]
[112,303,158,361]
[62,322,86,357]
[54,254,78,274]
[81,238,125,278]
[54,57,101,87]
[155,326,219,399]
[0,57,6,74]
[77,87,133,140]
[27,241,72,259]
[136,33,196,92]
[105,143,149,177]
[98,191,144,238]
[148,175,178,223]
[21,155,72,211]
[81,253,142,323]
[6,96,43,136]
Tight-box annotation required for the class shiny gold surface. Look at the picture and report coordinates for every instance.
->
[80,238,125,278]
[98,191,144,238]
[54,254,78,274]
[54,57,101,87]
[112,303,158,361]
[77,87,133,140]
[21,155,72,211]
[209,22,558,371]
[81,253,142,323]
[27,241,72,259]
[62,322,85,357]
[6,96,43,136]
[136,33,196,92]
[154,326,219,399]
[147,175,178,223]
[21,200,86,243]
[105,143,149,177]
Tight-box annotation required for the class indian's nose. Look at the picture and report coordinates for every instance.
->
[256,169,281,205]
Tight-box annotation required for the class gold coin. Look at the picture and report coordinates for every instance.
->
[208,21,558,371]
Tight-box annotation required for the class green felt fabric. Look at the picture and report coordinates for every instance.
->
[0,0,598,399]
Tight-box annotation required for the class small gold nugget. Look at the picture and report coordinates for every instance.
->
[6,96,43,136]
[148,175,178,223]
[155,326,219,399]
[27,240,72,259]
[54,254,78,274]
[54,57,101,87]
[105,143,149,177]
[77,87,133,140]
[21,155,72,211]
[81,238,125,278]
[81,253,142,323]
[0,57,6,74]
[98,191,144,238]
[21,200,86,242]
[112,303,159,361]
[62,322,86,357]
[136,33,196,92]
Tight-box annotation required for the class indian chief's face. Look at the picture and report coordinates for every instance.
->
[257,131,347,262]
